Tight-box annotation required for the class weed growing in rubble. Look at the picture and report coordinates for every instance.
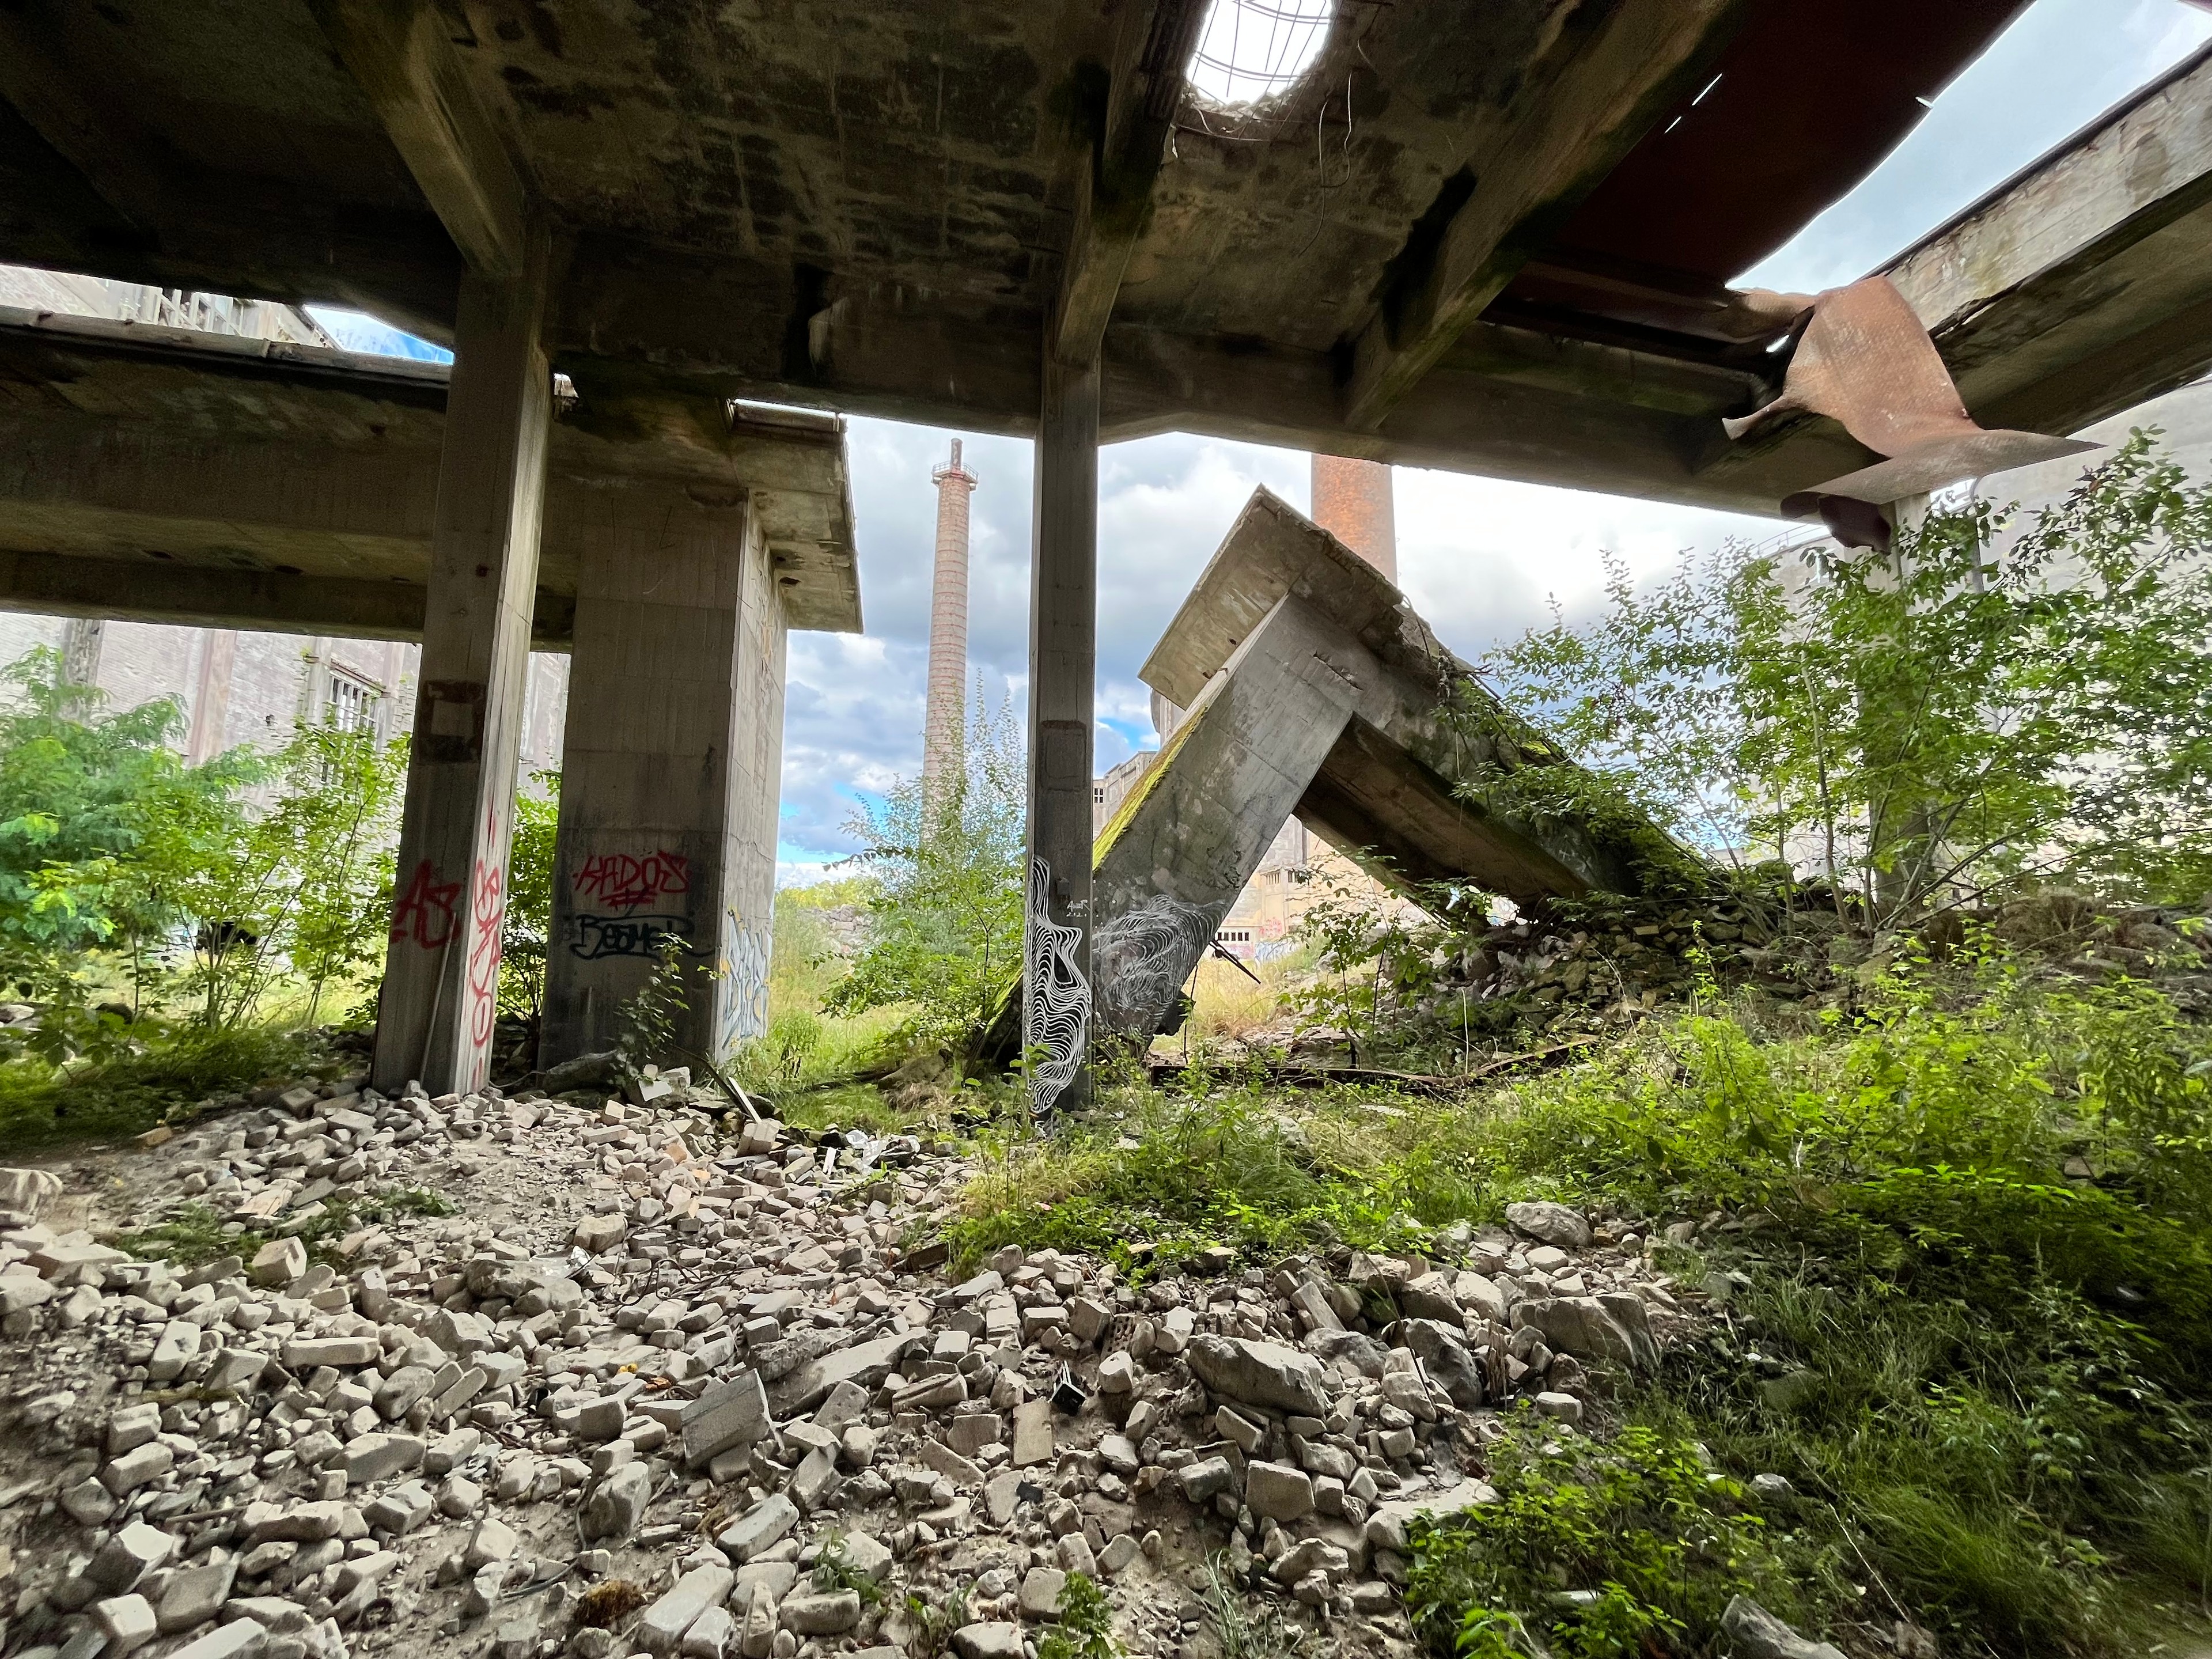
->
[1038,1571,1120,1659]
[1407,1419,1826,1659]
[810,1532,884,1605]
[1201,1552,1304,1659]
[111,1185,454,1269]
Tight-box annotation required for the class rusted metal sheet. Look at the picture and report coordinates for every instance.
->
[1724,276,2095,542]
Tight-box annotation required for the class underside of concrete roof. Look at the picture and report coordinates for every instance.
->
[1,1,2205,518]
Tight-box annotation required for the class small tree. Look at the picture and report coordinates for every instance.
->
[170,715,408,1029]
[1483,433,2212,926]
[825,685,1025,1054]
[271,721,408,1022]
[0,649,263,1009]
[499,770,560,1024]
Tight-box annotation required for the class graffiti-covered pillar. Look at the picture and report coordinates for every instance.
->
[1024,348,1099,1116]
[372,238,551,1097]
[539,491,785,1069]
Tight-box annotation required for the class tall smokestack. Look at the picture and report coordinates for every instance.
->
[1310,454,1397,582]
[923,438,979,807]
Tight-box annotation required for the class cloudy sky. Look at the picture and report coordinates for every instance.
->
[315,0,2212,882]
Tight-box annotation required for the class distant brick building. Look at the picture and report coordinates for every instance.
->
[0,266,570,775]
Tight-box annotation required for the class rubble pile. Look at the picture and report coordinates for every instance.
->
[1370,888,2212,1056]
[0,1082,1703,1659]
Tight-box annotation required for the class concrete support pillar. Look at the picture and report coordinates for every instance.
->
[1024,351,1099,1116]
[372,244,551,1096]
[540,502,786,1067]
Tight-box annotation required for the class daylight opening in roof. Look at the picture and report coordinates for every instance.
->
[1187,0,1334,107]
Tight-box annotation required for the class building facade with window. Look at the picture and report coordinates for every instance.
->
[0,265,572,778]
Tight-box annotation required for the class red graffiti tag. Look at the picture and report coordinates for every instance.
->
[573,850,690,913]
[390,859,460,949]
[467,854,503,1058]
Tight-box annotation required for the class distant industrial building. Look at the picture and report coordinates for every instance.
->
[0,266,570,776]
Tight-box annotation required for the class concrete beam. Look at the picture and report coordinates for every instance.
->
[1342,0,1747,429]
[0,549,573,645]
[0,306,862,639]
[1141,490,1652,901]
[0,9,176,232]
[1091,592,1372,1040]
[1050,0,1208,367]
[546,47,2212,518]
[309,0,530,279]
[1082,486,1676,1049]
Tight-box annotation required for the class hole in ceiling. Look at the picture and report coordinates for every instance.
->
[1187,0,1334,107]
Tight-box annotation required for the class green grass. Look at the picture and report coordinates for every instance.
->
[0,1021,322,1151]
[954,953,2212,1656]
[112,1186,456,1270]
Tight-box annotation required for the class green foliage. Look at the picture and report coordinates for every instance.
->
[1037,1572,1119,1659]
[251,717,407,1025]
[902,1586,970,1659]
[770,876,872,1013]
[825,685,1024,1055]
[112,1185,454,1269]
[498,771,560,1022]
[0,1020,313,1150]
[616,934,690,1070]
[164,714,408,1030]
[809,1533,883,1605]
[0,649,264,1007]
[1200,1553,1304,1659]
[1407,1422,1819,1659]
[1482,434,2212,923]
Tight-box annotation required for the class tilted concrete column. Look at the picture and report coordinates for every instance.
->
[540,501,786,1066]
[372,248,551,1096]
[1024,351,1099,1115]
[1092,594,1376,1039]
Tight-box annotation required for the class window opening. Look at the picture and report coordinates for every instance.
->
[327,671,381,737]
[1187,0,1334,107]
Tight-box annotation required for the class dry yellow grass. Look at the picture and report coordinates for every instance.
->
[1181,946,1312,1041]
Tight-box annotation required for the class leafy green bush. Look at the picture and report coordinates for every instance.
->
[1408,1421,1827,1659]
[825,687,1024,1058]
[1479,433,2212,922]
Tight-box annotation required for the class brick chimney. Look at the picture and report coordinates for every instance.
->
[923,439,979,808]
[1310,454,1397,582]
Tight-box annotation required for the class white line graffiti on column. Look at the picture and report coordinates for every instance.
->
[1092,891,1224,1038]
[718,908,772,1054]
[1024,854,1089,1116]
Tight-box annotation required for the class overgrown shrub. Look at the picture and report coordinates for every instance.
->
[825,685,1024,1058]
[1478,433,2212,924]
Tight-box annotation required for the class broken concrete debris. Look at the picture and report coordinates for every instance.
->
[0,1077,1722,1659]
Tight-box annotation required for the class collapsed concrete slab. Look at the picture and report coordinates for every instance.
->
[1089,488,1672,1041]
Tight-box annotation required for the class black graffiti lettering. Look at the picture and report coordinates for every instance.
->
[568,914,699,960]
